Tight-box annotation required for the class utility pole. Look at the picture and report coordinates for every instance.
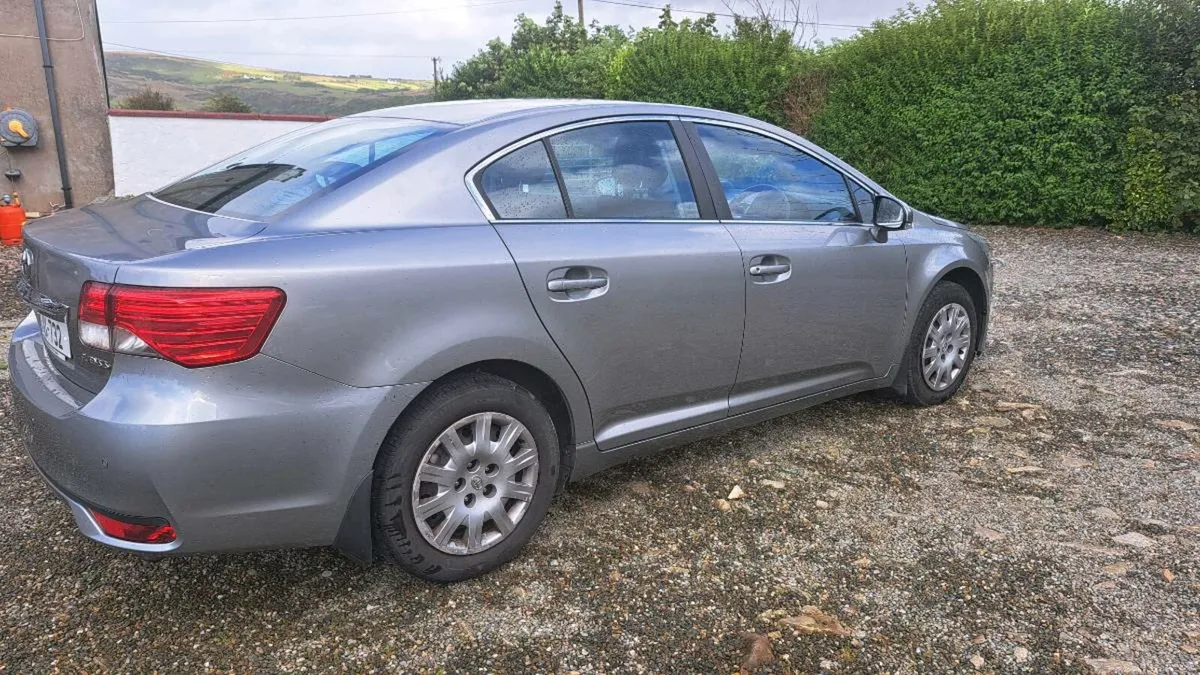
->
[431,57,440,91]
[577,0,584,25]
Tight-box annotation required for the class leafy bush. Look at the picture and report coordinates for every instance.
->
[607,13,804,126]
[1119,125,1174,231]
[202,93,252,113]
[1114,0,1200,232]
[115,87,175,111]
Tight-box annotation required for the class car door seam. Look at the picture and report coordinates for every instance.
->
[716,220,750,406]
[679,121,750,408]
[486,222,598,440]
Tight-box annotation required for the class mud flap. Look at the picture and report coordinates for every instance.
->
[333,472,374,565]
[888,357,908,397]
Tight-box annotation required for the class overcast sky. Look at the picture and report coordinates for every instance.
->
[96,0,917,80]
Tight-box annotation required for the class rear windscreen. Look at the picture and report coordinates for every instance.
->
[153,118,447,221]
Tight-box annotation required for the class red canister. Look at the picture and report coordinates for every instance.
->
[0,198,25,246]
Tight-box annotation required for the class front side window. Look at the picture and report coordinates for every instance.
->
[851,183,875,223]
[155,118,446,221]
[547,122,699,220]
[479,142,567,219]
[695,124,856,223]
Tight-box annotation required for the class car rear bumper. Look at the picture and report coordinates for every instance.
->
[9,311,424,556]
[29,459,183,553]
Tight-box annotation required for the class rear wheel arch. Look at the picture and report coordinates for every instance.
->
[438,360,576,486]
[370,370,561,580]
[335,359,581,564]
[376,360,577,489]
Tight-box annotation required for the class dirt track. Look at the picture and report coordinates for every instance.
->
[1,226,1197,673]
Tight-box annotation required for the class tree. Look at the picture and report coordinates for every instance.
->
[722,0,820,46]
[438,1,628,100]
[202,93,253,113]
[115,87,175,111]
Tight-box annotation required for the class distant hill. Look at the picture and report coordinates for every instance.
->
[105,52,433,116]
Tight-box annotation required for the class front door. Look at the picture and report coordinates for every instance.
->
[686,122,909,414]
[478,120,746,449]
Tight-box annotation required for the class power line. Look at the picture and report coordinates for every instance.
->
[104,41,434,60]
[101,0,869,30]
[590,0,868,29]
[100,0,533,25]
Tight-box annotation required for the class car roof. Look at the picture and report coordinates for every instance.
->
[351,98,723,126]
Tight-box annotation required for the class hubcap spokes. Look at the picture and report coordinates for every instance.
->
[921,303,971,392]
[411,412,539,555]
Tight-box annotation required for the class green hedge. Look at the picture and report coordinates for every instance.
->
[440,0,1200,232]
[606,16,804,126]
[804,0,1198,230]
[806,0,1151,226]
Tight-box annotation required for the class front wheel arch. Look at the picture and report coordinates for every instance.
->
[889,266,988,398]
[906,264,989,358]
[938,267,989,352]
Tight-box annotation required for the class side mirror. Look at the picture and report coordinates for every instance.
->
[872,195,910,230]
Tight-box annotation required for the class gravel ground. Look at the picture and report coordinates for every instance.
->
[0,226,1197,673]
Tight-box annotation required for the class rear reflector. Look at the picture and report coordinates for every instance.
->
[88,509,177,544]
[79,282,285,367]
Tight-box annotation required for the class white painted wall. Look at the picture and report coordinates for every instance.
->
[109,116,317,196]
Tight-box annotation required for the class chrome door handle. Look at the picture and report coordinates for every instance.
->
[547,278,608,292]
[749,263,790,276]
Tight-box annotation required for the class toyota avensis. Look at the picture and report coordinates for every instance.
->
[11,100,990,581]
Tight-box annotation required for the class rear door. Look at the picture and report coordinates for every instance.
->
[478,119,746,450]
[684,121,909,413]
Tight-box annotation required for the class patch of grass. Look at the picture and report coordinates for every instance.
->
[105,52,433,116]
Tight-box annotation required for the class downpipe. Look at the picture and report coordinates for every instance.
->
[33,0,74,209]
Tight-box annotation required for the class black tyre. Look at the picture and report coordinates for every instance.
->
[373,372,559,582]
[900,281,979,406]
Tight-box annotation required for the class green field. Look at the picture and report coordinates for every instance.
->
[105,52,433,116]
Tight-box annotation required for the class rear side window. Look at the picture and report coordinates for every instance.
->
[478,142,567,219]
[547,122,699,220]
[154,118,445,221]
[696,124,855,223]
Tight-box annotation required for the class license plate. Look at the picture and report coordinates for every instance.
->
[38,314,72,360]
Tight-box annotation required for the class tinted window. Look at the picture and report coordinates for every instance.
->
[479,142,567,219]
[851,183,874,223]
[154,118,444,220]
[547,122,699,220]
[696,124,855,222]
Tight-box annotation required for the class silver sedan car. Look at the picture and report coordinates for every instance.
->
[11,100,990,581]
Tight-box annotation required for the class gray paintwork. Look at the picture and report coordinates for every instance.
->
[9,99,991,559]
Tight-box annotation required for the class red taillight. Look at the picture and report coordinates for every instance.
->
[89,509,177,544]
[78,282,285,367]
[79,281,109,324]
